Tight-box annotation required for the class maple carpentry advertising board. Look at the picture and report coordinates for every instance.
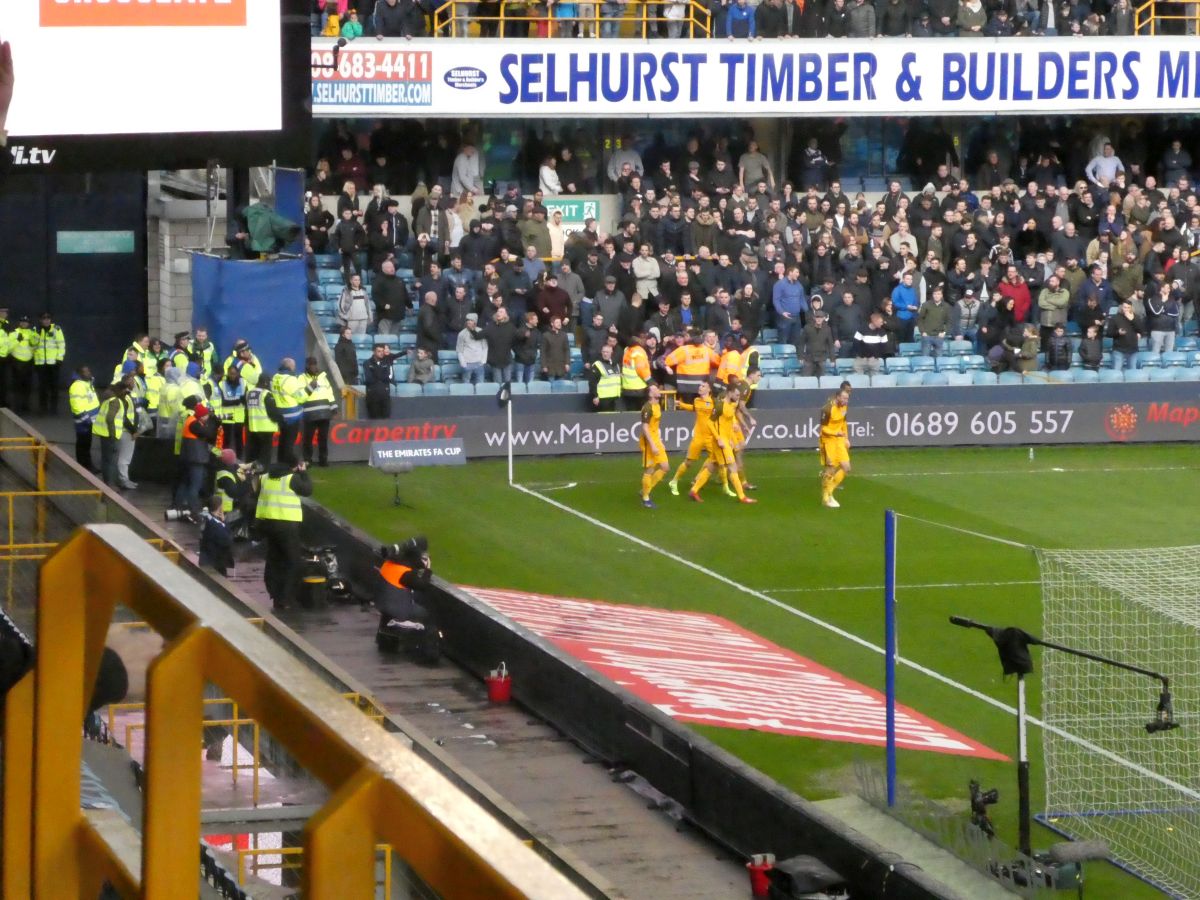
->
[312,36,1200,119]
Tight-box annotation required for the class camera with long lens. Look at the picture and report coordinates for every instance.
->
[969,779,999,839]
[380,535,429,567]
[163,508,195,523]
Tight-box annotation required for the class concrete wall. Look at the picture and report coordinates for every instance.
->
[146,196,224,340]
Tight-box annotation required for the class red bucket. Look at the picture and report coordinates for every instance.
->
[746,854,775,897]
[485,662,512,704]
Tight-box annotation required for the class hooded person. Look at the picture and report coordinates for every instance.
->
[374,536,441,663]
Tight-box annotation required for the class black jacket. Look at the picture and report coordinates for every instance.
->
[373,273,409,324]
[416,305,443,354]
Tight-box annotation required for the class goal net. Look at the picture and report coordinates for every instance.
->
[1037,547,1200,898]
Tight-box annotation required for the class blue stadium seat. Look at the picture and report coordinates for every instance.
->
[1048,369,1074,383]
[397,334,416,349]
[961,354,987,372]
[569,359,586,378]
[898,342,922,357]
[1185,320,1199,336]
[1136,351,1162,369]
[885,357,911,373]
[998,372,1024,385]
[376,334,400,350]
[1190,351,1200,367]
[944,372,973,387]
[437,349,458,364]
[1175,368,1200,381]
[759,359,785,376]
[551,379,577,393]
[566,333,576,347]
[753,345,774,360]
[1175,337,1198,352]
[1102,337,1114,350]
[1074,369,1100,383]
[315,254,340,269]
[792,376,820,390]
[310,300,337,315]
[574,380,589,393]
[394,364,410,382]
[896,372,925,387]
[391,383,421,398]
[447,382,474,396]
[760,328,779,343]
[526,381,552,394]
[763,375,791,390]
[422,383,449,397]
[816,376,841,390]
[832,357,859,374]
[351,334,375,348]
[1148,368,1178,382]
[1098,368,1125,383]
[317,269,344,285]
[1068,337,1082,353]
[946,340,973,356]
[1124,369,1150,382]
[430,365,442,382]
[1070,352,1083,368]
[971,371,998,385]
[781,359,801,376]
[507,382,528,394]
[1065,321,1081,335]
[910,356,937,372]
[354,348,372,363]
[317,315,339,331]
[1036,352,1046,369]
[324,334,338,349]
[440,363,463,382]
[1162,351,1189,368]
[843,373,870,389]
[473,382,495,396]
[773,344,798,359]
[870,373,897,387]
[922,372,949,386]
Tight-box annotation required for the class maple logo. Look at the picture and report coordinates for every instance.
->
[41,0,246,28]
[1104,403,1138,442]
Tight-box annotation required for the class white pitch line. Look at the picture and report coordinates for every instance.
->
[513,482,1200,804]
[765,580,1040,593]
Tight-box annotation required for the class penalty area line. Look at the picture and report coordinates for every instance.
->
[764,580,1040,593]
[512,482,1200,804]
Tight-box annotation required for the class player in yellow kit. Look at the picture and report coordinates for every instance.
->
[668,379,715,496]
[689,383,756,504]
[819,387,851,508]
[639,383,669,508]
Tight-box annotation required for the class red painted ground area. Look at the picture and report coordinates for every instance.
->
[466,587,1006,761]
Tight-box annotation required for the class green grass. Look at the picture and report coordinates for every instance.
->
[312,443,1200,898]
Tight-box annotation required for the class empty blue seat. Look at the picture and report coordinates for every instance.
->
[843,373,870,389]
[773,344,798,358]
[315,253,341,269]
[763,375,791,390]
[317,269,344,285]
[551,379,577,393]
[998,372,1024,385]
[753,345,774,360]
[946,340,973,356]
[972,371,998,385]
[781,358,801,375]
[1162,351,1189,368]
[394,364,410,382]
[1074,369,1100,383]
[1137,351,1162,369]
[1185,320,1199,336]
[896,372,925,387]
[1175,337,1198,352]
[759,359,785,375]
[447,382,474,396]
[473,382,496,396]
[437,349,458,364]
[885,357,911,373]
[922,372,949,386]
[1065,321,1081,335]
[910,356,937,372]
[1175,367,1200,381]
[440,363,463,382]
[310,300,337,315]
[961,354,987,371]
[760,328,779,343]
[355,348,373,363]
[1047,369,1074,383]
[1098,368,1125,383]
[390,383,421,398]
[397,334,416,348]
[945,372,973,386]
[792,376,820,390]
[898,342,922,357]
[1148,368,1178,382]
[430,365,442,382]
[1124,369,1150,382]
[526,381,552,394]
[422,382,449,397]
[507,382,528,395]
[832,357,859,374]
[870,373,897,387]
[351,334,375,348]
[376,334,400,350]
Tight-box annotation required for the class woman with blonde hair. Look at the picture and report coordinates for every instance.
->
[457,189,477,224]
[337,180,359,218]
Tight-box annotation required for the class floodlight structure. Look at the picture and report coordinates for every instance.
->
[949,615,1177,860]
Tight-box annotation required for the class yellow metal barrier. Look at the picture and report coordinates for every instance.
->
[2,524,590,899]
[433,0,712,38]
[236,843,393,895]
[1134,0,1200,33]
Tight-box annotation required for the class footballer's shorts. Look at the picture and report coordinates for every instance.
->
[710,435,737,468]
[732,424,746,451]
[641,436,668,468]
[819,436,850,468]
[685,435,710,462]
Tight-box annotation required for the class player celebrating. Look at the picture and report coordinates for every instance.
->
[730,368,761,492]
[690,383,756,504]
[819,387,852,508]
[669,379,715,496]
[639,383,669,508]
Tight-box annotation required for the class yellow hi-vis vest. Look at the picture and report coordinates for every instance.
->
[9,329,34,363]
[592,360,621,399]
[620,346,649,392]
[69,379,100,425]
[91,396,124,439]
[245,388,276,433]
[33,325,66,365]
[214,468,237,514]
[256,474,302,522]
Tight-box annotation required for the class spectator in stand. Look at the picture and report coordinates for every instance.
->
[1106,298,1145,371]
[848,0,875,35]
[539,155,563,195]
[1146,281,1182,353]
[305,194,334,254]
[917,286,950,357]
[1162,140,1192,187]
[1079,323,1103,371]
[407,347,436,385]
[607,137,644,186]
[457,314,488,384]
[321,12,342,35]
[482,308,517,382]
[416,192,451,260]
[1044,323,1072,371]
[341,8,364,36]
[374,0,426,35]
[541,316,571,380]
[891,270,919,341]
[878,0,910,34]
[1086,143,1124,205]
[825,0,851,34]
[337,273,373,334]
[451,144,485,196]
[1036,273,1070,347]
[798,310,835,376]
[416,291,443,355]
[755,0,788,35]
[329,206,366,280]
[334,327,358,386]
[772,265,807,344]
[853,310,892,374]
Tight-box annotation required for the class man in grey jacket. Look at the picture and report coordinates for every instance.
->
[456,314,489,384]
[1037,274,1071,348]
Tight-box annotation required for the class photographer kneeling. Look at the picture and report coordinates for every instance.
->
[375,537,441,664]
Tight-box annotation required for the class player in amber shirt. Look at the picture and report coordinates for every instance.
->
[689,383,756,504]
[819,387,851,508]
[669,379,716,496]
[639,383,669,508]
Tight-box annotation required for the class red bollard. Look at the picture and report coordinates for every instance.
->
[485,662,512,703]
[746,853,775,897]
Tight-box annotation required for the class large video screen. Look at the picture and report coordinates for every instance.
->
[2,1,308,171]
[6,1,281,137]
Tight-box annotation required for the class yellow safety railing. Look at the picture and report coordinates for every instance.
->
[2,524,591,899]
[1134,0,1200,33]
[433,0,712,38]
[236,843,393,894]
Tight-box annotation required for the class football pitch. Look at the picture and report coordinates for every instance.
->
[311,442,1200,898]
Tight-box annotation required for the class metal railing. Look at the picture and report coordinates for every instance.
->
[433,0,712,38]
[2,524,591,899]
[1134,0,1200,33]
[236,843,393,894]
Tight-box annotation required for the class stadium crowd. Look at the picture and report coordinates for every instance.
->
[313,0,1157,38]
[309,120,1200,401]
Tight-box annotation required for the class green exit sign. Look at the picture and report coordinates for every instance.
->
[56,231,135,255]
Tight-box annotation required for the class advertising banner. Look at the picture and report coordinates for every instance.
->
[370,439,467,467]
[311,36,1200,119]
[325,396,1200,462]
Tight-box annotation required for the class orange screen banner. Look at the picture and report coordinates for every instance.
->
[40,0,247,27]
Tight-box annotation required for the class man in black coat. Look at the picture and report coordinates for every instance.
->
[363,344,404,419]
[373,259,409,335]
[416,291,443,355]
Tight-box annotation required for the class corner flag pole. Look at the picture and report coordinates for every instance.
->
[506,391,514,486]
[884,508,898,808]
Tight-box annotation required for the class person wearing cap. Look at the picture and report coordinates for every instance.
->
[216,365,247,459]
[32,312,66,414]
[68,366,100,472]
[211,447,251,531]
[169,331,193,372]
[456,314,489,385]
[8,315,35,413]
[271,358,305,465]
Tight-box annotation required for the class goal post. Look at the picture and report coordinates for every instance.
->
[1037,546,1200,898]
